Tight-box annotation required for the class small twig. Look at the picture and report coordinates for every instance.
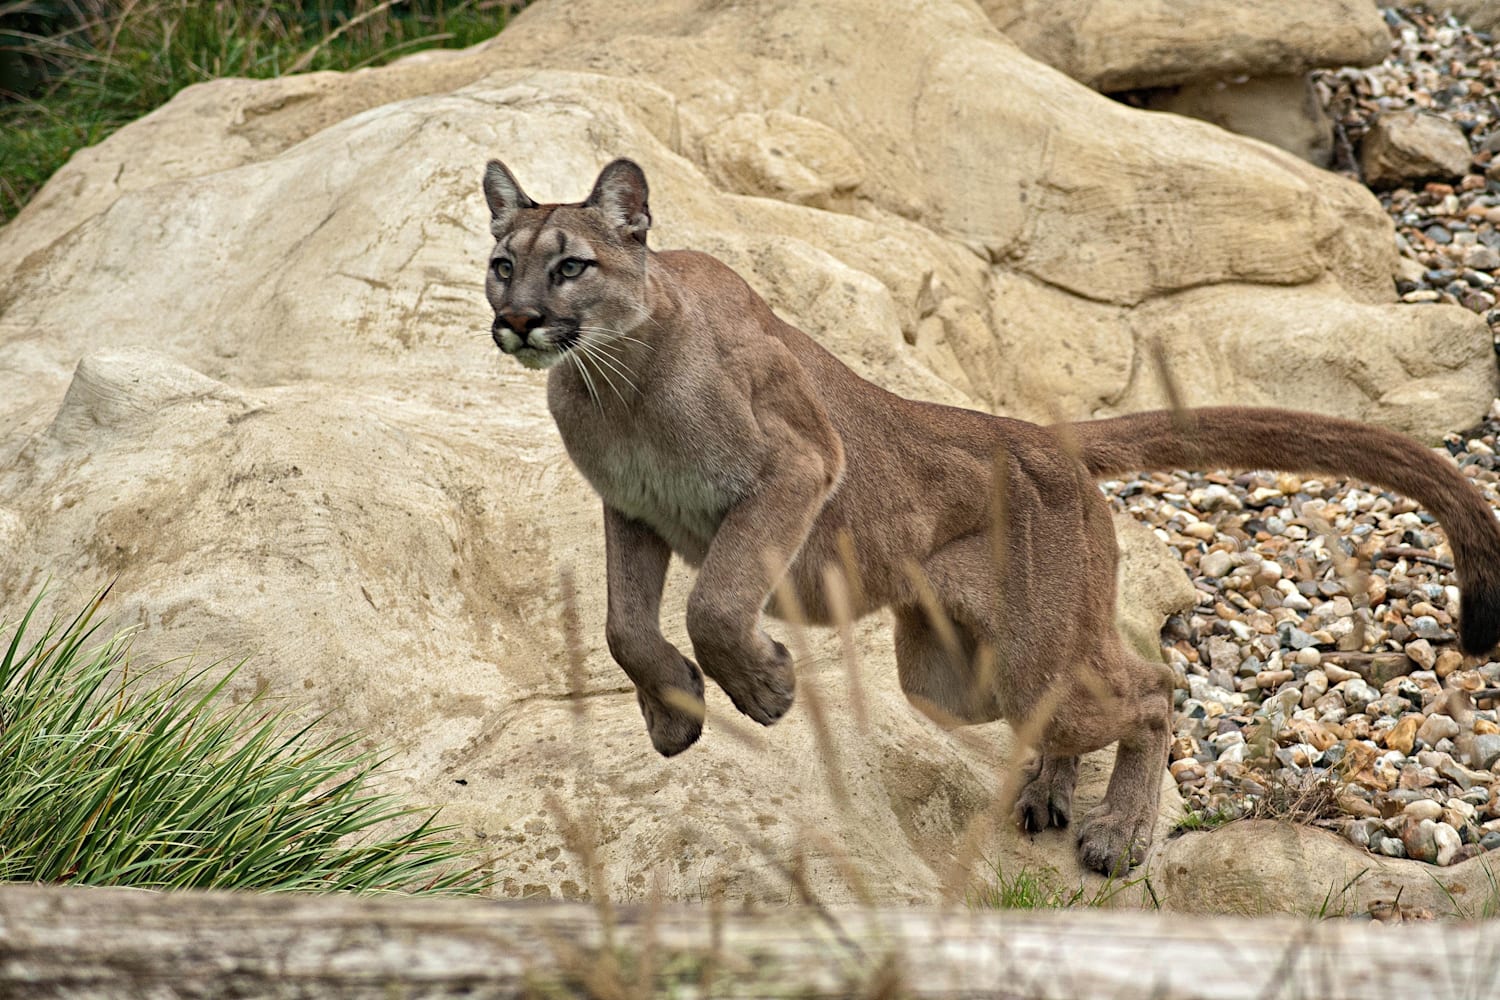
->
[1376,546,1455,572]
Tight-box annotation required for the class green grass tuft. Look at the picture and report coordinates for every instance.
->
[0,589,490,893]
[967,860,1153,910]
[1,1,526,222]
[1172,804,1239,834]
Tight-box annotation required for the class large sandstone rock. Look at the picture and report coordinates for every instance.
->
[2,344,1186,904]
[978,2,1386,165]
[0,0,1493,905]
[978,0,1389,92]
[483,0,1493,430]
[1152,821,1500,918]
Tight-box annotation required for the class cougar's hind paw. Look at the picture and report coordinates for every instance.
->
[1013,755,1077,833]
[1015,788,1072,834]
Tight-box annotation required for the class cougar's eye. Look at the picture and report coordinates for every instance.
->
[491,258,513,280]
[557,258,589,279]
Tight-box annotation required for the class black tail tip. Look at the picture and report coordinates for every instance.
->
[1461,587,1500,657]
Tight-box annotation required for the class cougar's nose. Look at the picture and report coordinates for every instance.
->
[495,309,545,341]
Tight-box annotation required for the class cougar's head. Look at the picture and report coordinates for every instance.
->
[482,157,652,370]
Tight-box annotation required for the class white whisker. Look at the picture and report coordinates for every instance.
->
[604,332,656,352]
[583,331,641,378]
[570,350,601,410]
[575,341,629,405]
[581,339,639,396]
[630,305,669,336]
[577,326,655,352]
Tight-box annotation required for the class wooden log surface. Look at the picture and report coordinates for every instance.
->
[1,883,1498,999]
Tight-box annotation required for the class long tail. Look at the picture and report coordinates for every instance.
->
[1068,406,1500,656]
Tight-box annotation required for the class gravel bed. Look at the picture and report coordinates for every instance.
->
[1315,5,1500,344]
[1106,409,1500,866]
[1102,6,1500,867]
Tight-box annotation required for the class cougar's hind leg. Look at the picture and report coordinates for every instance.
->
[908,541,1084,832]
[1041,640,1174,875]
[1015,753,1081,832]
[892,605,999,725]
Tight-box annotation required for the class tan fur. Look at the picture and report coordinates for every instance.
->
[482,158,1500,874]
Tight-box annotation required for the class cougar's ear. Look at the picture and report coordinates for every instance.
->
[483,159,536,234]
[585,158,651,244]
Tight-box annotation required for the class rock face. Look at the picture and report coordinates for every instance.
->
[979,1,1388,165]
[4,345,1189,904]
[0,0,1494,905]
[977,0,1389,92]
[1152,821,1500,917]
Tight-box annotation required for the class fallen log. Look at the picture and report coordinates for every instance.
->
[1,883,1497,999]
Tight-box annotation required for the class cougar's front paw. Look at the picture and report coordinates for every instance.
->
[1014,755,1078,833]
[637,656,706,757]
[706,636,796,726]
[1076,806,1152,876]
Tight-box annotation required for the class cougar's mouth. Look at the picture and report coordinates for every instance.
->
[494,321,581,370]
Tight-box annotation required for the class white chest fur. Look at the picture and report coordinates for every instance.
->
[571,434,741,564]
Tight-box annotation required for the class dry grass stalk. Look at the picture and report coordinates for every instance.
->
[784,841,865,959]
[543,791,614,933]
[1040,398,1084,468]
[834,528,867,613]
[796,678,850,808]
[941,807,1001,903]
[533,786,627,998]
[900,559,964,666]
[1244,767,1346,824]
[1147,335,1200,462]
[558,566,590,726]
[633,876,664,999]
[714,816,864,958]
[767,551,853,812]
[662,685,762,749]
[1303,510,1371,650]
[285,0,401,72]
[794,824,877,908]
[821,563,871,733]
[702,882,726,996]
[989,444,1013,582]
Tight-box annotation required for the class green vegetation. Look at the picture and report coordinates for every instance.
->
[0,0,524,222]
[1172,804,1239,834]
[1312,869,1369,920]
[0,590,488,892]
[967,860,1154,910]
[1430,862,1500,921]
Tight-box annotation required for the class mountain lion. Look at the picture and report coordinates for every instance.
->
[482,156,1500,874]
